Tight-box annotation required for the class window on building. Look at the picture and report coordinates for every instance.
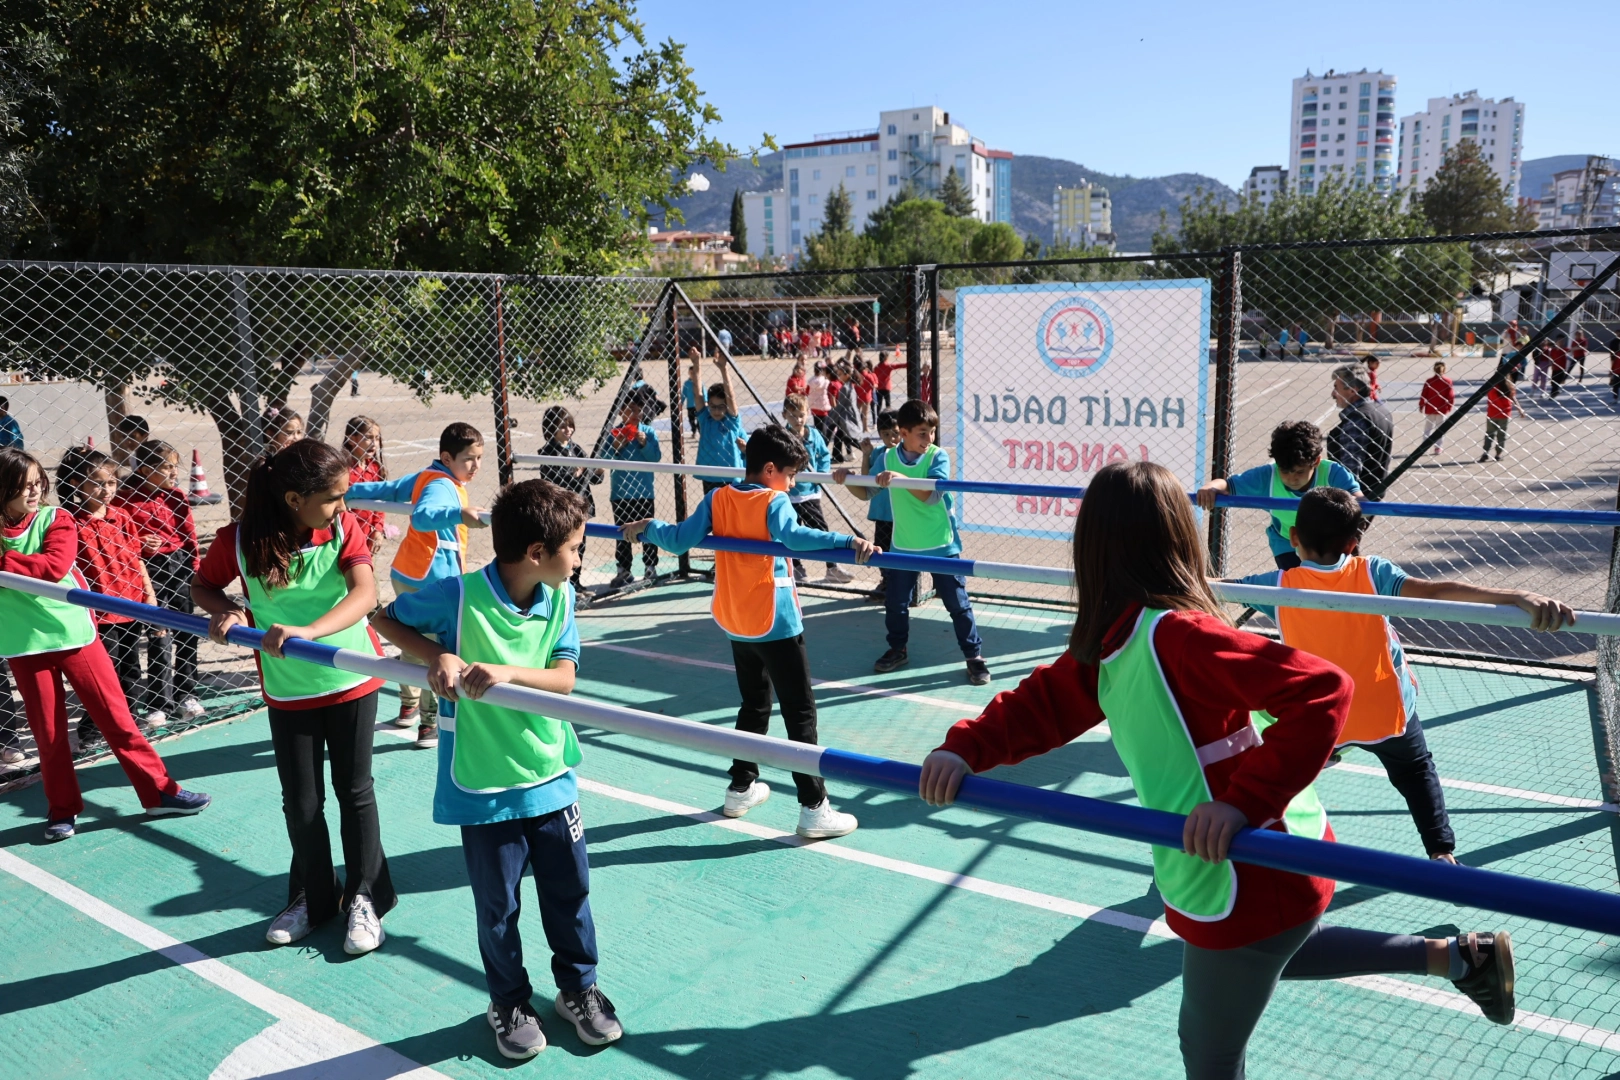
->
[1336,149,1344,157]
[809,194,818,206]
[764,208,773,219]
[887,149,897,161]
[846,165,855,177]
[866,190,877,200]
[791,229,800,246]
[812,169,821,180]
[888,175,898,186]
[867,164,877,175]
[1359,82,1370,94]
[764,196,772,206]
[790,205,799,220]
[789,169,798,196]
[907,134,920,148]
[809,219,820,232]
[887,124,896,135]
[1339,101,1347,110]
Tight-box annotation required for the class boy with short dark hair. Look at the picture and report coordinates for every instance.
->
[843,400,989,685]
[111,414,149,471]
[350,422,491,746]
[622,425,878,838]
[1235,487,1575,861]
[690,350,747,496]
[372,479,620,1060]
[1196,419,1361,570]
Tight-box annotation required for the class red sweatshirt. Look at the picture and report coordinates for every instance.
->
[72,507,150,624]
[348,459,387,551]
[0,510,86,588]
[113,485,199,571]
[1418,375,1454,415]
[872,359,904,391]
[937,607,1349,950]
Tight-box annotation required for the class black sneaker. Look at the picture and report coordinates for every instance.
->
[1452,931,1515,1024]
[555,986,623,1046]
[873,648,909,674]
[77,721,104,749]
[965,657,991,686]
[488,1000,547,1059]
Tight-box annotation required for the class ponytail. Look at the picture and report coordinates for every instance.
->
[239,439,351,588]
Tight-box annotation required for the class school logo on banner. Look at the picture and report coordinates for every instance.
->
[1035,297,1114,377]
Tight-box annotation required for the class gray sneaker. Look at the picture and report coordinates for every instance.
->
[488,1000,547,1059]
[555,986,623,1046]
[266,896,312,946]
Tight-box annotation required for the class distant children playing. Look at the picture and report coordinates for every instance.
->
[622,425,877,838]
[1236,487,1575,860]
[538,405,603,599]
[194,439,393,953]
[1196,420,1361,570]
[845,400,990,686]
[373,479,622,1058]
[692,350,747,495]
[781,394,853,585]
[605,391,661,589]
[114,439,205,720]
[0,448,210,841]
[1419,362,1455,455]
[349,422,490,746]
[56,446,165,736]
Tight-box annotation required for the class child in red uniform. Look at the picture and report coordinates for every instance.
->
[1418,361,1454,454]
[917,461,1516,1078]
[871,350,904,414]
[0,448,210,840]
[784,359,809,404]
[56,446,165,741]
[1479,373,1518,462]
[343,416,389,553]
[114,440,204,720]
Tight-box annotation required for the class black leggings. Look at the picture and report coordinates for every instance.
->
[728,635,825,806]
[792,500,837,571]
[267,691,395,924]
[1180,919,1427,1079]
[145,549,198,701]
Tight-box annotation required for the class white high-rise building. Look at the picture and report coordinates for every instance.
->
[742,106,1013,262]
[1244,166,1288,207]
[1288,69,1397,194]
[1396,92,1524,198]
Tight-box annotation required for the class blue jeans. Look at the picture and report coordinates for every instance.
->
[461,804,599,1006]
[1358,714,1454,855]
[884,569,982,657]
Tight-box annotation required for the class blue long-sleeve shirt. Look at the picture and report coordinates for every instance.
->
[349,461,466,588]
[642,483,854,641]
[607,428,661,501]
[790,426,831,503]
[1226,461,1361,558]
[0,415,23,450]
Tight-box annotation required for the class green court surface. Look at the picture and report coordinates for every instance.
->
[5,581,1620,1079]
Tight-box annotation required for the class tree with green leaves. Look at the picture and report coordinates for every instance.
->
[822,183,853,235]
[803,184,871,275]
[1417,143,1535,236]
[0,0,738,510]
[729,190,747,254]
[939,166,975,218]
[969,222,1023,263]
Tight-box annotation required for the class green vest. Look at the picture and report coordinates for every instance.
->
[236,520,375,702]
[449,568,580,794]
[1097,608,1328,922]
[0,507,97,659]
[1268,460,1334,536]
[885,445,954,551]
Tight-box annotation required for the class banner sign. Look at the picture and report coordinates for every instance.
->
[953,280,1211,539]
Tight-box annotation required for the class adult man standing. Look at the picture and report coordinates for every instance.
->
[1325,362,1394,494]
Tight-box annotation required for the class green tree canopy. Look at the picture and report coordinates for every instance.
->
[939,166,974,217]
[822,183,853,235]
[729,189,747,254]
[1417,143,1535,236]
[968,222,1023,263]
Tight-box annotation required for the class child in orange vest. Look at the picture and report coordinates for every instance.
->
[1236,487,1575,860]
[621,425,879,838]
[349,421,489,747]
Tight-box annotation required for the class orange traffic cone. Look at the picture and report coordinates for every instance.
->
[188,449,223,506]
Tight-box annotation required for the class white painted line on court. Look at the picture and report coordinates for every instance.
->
[1330,761,1619,813]
[1235,377,1296,407]
[0,848,446,1080]
[589,641,1615,811]
[577,777,1620,1053]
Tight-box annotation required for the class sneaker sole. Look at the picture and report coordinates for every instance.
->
[392,716,418,728]
[44,830,75,842]
[343,923,386,956]
[265,925,312,946]
[554,996,622,1046]
[796,822,859,840]
[488,1010,546,1058]
[145,803,209,817]
[1496,930,1516,1001]
[721,788,770,818]
[415,739,439,749]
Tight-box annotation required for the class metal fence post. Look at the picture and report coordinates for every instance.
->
[490,277,515,486]
[1596,478,1620,806]
[926,265,941,417]
[666,292,691,576]
[905,266,924,401]
[1208,247,1241,575]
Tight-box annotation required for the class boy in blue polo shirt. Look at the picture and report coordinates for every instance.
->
[372,479,620,1060]
[690,349,747,495]
[1196,419,1360,570]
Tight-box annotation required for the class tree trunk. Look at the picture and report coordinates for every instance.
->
[205,391,254,520]
[306,351,363,442]
[103,386,129,451]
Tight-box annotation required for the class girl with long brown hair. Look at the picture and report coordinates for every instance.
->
[917,461,1516,1079]
[191,439,395,955]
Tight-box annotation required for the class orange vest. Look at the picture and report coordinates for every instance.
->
[1277,556,1410,747]
[391,470,469,584]
[710,486,793,639]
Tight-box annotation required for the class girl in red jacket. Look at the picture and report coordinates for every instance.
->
[918,461,1515,1079]
[1418,361,1454,455]
[57,446,165,737]
[343,416,389,553]
[0,448,210,841]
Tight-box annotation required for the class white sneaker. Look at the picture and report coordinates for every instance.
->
[143,709,168,728]
[266,897,312,945]
[796,800,858,839]
[822,565,855,584]
[177,696,206,720]
[343,894,385,955]
[722,780,770,818]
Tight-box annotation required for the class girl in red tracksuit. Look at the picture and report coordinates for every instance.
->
[343,415,389,553]
[917,461,1515,1080]
[0,448,210,841]
[57,446,164,738]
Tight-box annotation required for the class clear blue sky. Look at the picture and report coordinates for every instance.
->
[638,0,1616,192]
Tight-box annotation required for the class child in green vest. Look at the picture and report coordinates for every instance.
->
[844,399,989,685]
[1195,420,1360,570]
[920,461,1518,1075]
[372,478,621,1060]
[0,448,210,842]
[193,440,394,955]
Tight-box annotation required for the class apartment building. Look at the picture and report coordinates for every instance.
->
[1289,69,1397,194]
[1244,165,1288,207]
[1052,183,1113,248]
[1396,92,1524,196]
